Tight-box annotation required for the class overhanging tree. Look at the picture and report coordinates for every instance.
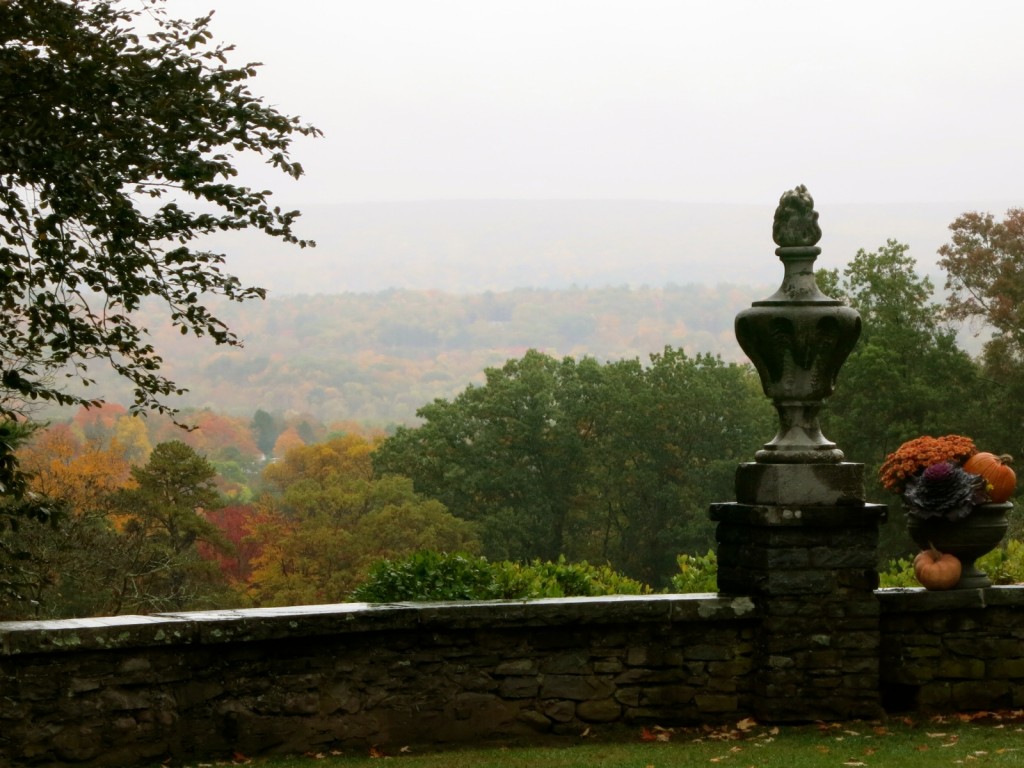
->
[938,209,1024,461]
[0,0,320,421]
[939,209,1024,360]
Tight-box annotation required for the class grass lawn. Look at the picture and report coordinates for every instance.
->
[156,712,1024,768]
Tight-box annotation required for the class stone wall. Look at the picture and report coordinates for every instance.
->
[5,587,1024,767]
[0,594,758,767]
[878,586,1024,713]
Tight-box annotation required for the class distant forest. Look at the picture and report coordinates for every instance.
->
[49,285,770,426]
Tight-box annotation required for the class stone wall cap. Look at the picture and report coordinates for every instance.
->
[0,594,758,656]
[710,501,887,527]
[876,584,1024,612]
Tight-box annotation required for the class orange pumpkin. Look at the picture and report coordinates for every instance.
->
[913,547,962,590]
[962,452,1017,503]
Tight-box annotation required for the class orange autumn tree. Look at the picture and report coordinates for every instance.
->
[6,424,138,617]
[242,434,480,606]
[19,423,136,513]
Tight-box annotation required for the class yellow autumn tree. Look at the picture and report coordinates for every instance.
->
[112,413,153,465]
[19,423,136,514]
[243,434,479,607]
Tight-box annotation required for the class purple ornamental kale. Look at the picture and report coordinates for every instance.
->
[902,461,986,521]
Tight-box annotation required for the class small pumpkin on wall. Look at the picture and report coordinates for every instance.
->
[962,452,1017,504]
[913,547,962,590]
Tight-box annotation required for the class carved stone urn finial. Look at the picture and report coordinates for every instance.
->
[735,186,861,463]
[772,184,822,247]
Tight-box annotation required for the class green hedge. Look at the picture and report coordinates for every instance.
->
[351,551,650,602]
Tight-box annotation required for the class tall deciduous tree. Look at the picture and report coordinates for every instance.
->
[818,241,983,556]
[0,0,319,422]
[374,348,772,585]
[936,210,1024,460]
[939,209,1024,359]
[245,434,479,606]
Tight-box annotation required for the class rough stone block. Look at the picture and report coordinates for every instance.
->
[951,681,1010,710]
[495,658,537,676]
[693,693,739,713]
[540,653,589,675]
[542,700,576,722]
[641,685,697,706]
[576,698,622,722]
[539,675,614,701]
[989,659,1024,678]
[498,676,539,698]
[937,658,985,679]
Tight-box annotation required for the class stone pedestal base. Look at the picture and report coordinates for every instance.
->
[710,501,887,721]
[735,462,865,506]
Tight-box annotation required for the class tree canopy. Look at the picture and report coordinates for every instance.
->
[0,0,320,420]
[818,240,980,471]
[373,348,773,585]
[939,209,1024,360]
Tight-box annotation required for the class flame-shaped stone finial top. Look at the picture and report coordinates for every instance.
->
[772,184,821,248]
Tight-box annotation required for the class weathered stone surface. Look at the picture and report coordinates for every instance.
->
[576,698,622,722]
[542,700,576,722]
[495,658,537,675]
[539,675,614,701]
[734,462,866,507]
[498,676,540,698]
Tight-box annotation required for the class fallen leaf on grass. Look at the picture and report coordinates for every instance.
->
[641,726,673,742]
[842,761,866,767]
[736,717,758,732]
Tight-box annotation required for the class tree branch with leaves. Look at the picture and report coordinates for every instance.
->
[0,0,320,421]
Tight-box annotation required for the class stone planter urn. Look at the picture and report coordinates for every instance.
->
[905,502,1012,589]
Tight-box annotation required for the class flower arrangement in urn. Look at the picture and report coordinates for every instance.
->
[879,434,1017,590]
[879,435,1016,519]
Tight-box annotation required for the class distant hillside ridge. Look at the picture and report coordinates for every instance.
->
[200,199,1013,294]
[52,285,773,425]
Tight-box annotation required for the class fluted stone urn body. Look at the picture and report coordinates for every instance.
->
[736,188,861,463]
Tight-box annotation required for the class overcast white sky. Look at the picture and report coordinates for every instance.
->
[173,0,1024,209]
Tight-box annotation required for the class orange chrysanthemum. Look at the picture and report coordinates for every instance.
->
[878,434,977,494]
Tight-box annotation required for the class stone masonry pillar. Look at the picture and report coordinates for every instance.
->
[710,186,887,721]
